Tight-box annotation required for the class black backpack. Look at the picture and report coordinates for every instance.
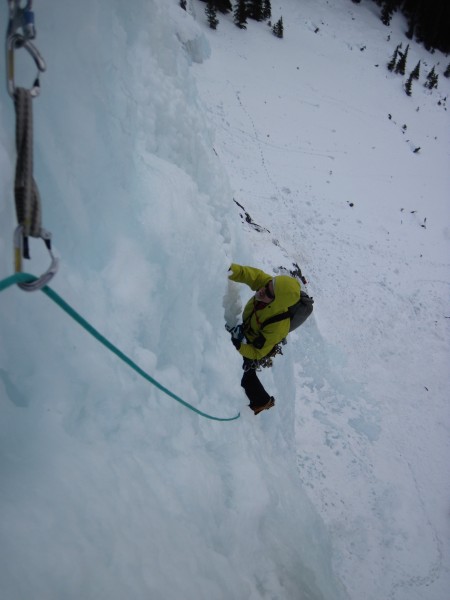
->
[262,291,314,333]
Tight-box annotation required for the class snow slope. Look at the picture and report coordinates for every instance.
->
[192,0,450,598]
[0,0,448,599]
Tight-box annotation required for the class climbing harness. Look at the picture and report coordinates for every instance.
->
[0,273,241,422]
[227,322,285,372]
[243,343,284,372]
[6,0,58,291]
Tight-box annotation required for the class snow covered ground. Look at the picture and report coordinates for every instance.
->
[0,0,449,599]
[194,1,450,598]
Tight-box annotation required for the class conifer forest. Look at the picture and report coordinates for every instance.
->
[192,0,450,54]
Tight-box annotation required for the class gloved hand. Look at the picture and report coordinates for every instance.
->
[231,337,241,351]
[226,323,243,340]
[227,264,236,279]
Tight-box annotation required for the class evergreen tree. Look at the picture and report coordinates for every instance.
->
[413,0,448,52]
[405,72,414,96]
[262,0,272,21]
[247,0,263,22]
[387,43,401,72]
[432,71,439,89]
[272,16,283,38]
[353,0,450,54]
[205,1,219,29]
[444,63,450,78]
[234,0,247,29]
[400,0,449,53]
[215,0,232,13]
[198,0,231,13]
[395,43,409,75]
[424,66,438,90]
[381,0,400,27]
[179,0,187,10]
[404,0,418,41]
[410,60,421,80]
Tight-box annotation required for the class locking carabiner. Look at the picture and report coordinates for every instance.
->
[14,225,59,291]
[6,0,46,98]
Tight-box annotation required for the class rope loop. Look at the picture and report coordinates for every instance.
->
[0,273,240,422]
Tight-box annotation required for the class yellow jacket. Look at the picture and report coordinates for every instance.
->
[228,264,301,360]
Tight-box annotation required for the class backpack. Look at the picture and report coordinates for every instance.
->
[261,291,314,333]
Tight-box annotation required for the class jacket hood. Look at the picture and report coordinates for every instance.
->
[272,275,301,308]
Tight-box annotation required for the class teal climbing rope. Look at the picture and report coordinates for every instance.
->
[0,273,240,422]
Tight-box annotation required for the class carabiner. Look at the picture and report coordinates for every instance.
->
[6,1,46,98]
[14,225,59,291]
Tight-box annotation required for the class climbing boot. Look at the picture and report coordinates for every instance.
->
[251,397,275,415]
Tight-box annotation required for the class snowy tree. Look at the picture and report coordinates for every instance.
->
[179,0,187,10]
[234,0,247,29]
[381,3,394,26]
[216,0,232,12]
[272,16,283,38]
[353,0,450,53]
[409,0,449,53]
[405,2,418,41]
[381,0,401,27]
[262,0,272,21]
[405,72,414,96]
[387,43,401,72]
[247,0,263,21]
[424,66,438,90]
[198,0,231,13]
[205,1,219,29]
[444,63,450,78]
[395,43,409,75]
[410,60,421,81]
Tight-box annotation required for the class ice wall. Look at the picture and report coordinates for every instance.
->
[0,2,347,599]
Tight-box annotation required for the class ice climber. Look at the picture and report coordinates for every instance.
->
[228,263,301,415]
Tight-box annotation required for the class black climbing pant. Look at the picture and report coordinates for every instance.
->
[241,360,272,409]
